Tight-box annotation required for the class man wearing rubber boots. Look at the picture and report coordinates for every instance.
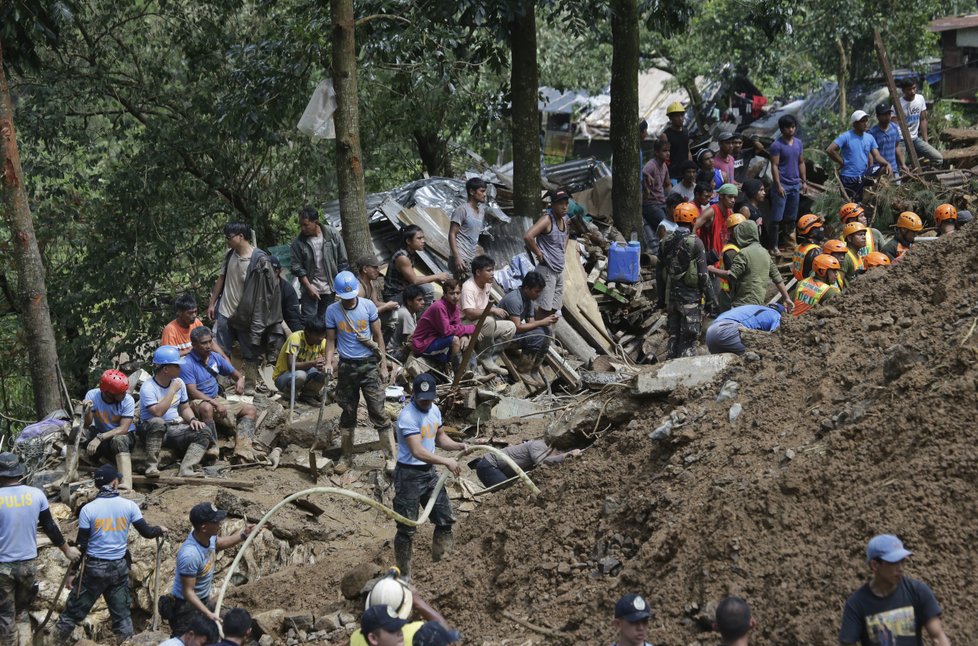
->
[53,464,167,642]
[393,374,466,579]
[138,346,212,478]
[325,270,394,475]
[83,369,137,490]
[180,327,260,463]
[0,453,80,645]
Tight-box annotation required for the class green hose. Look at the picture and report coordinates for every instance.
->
[212,444,539,618]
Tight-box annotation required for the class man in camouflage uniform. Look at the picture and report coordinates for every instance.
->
[656,202,718,358]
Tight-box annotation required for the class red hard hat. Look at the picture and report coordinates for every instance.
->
[98,369,129,396]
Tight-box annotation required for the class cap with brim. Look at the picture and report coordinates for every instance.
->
[356,255,381,270]
[614,593,652,622]
[361,605,409,635]
[412,621,461,646]
[94,463,122,486]
[850,110,870,124]
[412,373,437,402]
[269,256,282,269]
[717,132,735,142]
[0,453,25,478]
[189,502,228,526]
[866,534,913,563]
[551,190,570,203]
[875,102,894,115]
[768,303,786,315]
[718,183,739,197]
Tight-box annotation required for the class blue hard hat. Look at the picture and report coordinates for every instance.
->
[153,345,185,366]
[334,270,360,300]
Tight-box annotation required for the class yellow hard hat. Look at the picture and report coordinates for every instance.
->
[666,102,685,115]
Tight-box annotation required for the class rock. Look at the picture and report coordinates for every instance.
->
[728,403,742,422]
[819,418,834,433]
[743,351,761,362]
[597,556,621,575]
[557,562,572,574]
[784,449,795,460]
[632,354,736,396]
[284,614,315,632]
[129,631,171,646]
[545,396,633,449]
[259,636,274,646]
[279,403,342,447]
[883,344,925,383]
[601,498,619,517]
[254,609,286,636]
[341,562,381,599]
[315,613,343,632]
[649,419,673,440]
[338,611,356,626]
[491,396,547,420]
[716,380,739,402]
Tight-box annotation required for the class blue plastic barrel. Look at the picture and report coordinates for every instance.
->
[607,241,641,284]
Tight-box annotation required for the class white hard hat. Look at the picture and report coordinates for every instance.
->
[366,577,413,619]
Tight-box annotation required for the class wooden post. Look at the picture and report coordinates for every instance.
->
[446,302,493,395]
[874,29,920,171]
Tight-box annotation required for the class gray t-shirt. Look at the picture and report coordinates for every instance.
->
[484,439,566,473]
[499,288,533,322]
[450,202,485,265]
[670,183,695,201]
[309,233,332,294]
[218,251,251,317]
[839,577,941,646]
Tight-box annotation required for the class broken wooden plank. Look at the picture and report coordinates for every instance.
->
[132,475,254,491]
[939,127,978,145]
[562,243,613,354]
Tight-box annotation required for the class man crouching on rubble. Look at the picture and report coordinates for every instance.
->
[393,374,466,579]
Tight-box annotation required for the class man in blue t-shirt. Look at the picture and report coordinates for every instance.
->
[705,303,784,355]
[166,502,254,637]
[0,453,80,643]
[392,374,466,579]
[827,110,892,202]
[138,346,211,478]
[83,369,137,490]
[180,327,260,464]
[869,103,908,180]
[53,464,166,641]
[840,534,950,646]
[325,270,393,475]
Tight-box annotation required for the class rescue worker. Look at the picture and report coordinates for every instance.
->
[393,374,466,579]
[715,213,746,310]
[863,251,892,270]
[791,214,826,281]
[350,570,455,645]
[842,222,869,276]
[721,220,794,311]
[882,211,922,261]
[325,270,393,475]
[83,369,136,490]
[838,203,884,259]
[792,254,842,316]
[612,593,653,646]
[0,452,80,644]
[935,203,957,236]
[53,464,167,642]
[657,202,719,358]
[821,239,851,289]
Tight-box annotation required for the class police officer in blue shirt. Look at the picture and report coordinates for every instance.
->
[392,374,466,579]
[53,464,167,641]
[0,453,80,644]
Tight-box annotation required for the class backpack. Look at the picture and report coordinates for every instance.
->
[663,231,700,292]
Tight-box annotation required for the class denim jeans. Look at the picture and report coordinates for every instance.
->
[55,557,133,638]
[214,314,256,361]
[769,185,800,224]
[393,464,454,545]
[910,137,943,166]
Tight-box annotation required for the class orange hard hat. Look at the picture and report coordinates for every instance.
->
[934,203,957,223]
[843,221,868,238]
[839,202,865,223]
[895,211,922,231]
[863,251,891,268]
[813,253,841,277]
[726,213,747,229]
[797,214,823,235]
[674,202,700,224]
[822,239,848,255]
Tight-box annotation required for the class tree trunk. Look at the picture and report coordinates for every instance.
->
[0,41,63,417]
[330,0,372,260]
[610,0,643,241]
[413,129,453,177]
[508,0,541,219]
[836,37,849,123]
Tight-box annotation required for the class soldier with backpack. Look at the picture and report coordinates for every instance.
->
[656,202,719,358]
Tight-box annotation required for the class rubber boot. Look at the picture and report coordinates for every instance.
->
[243,361,260,397]
[232,418,257,463]
[204,420,220,461]
[379,427,396,476]
[333,428,355,475]
[115,452,133,491]
[143,432,164,478]
[178,443,207,478]
[431,528,454,562]
[479,352,508,376]
[394,540,412,580]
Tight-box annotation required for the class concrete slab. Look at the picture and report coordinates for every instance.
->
[491,396,547,420]
[631,354,736,396]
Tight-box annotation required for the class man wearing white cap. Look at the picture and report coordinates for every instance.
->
[839,534,950,646]
[826,111,892,202]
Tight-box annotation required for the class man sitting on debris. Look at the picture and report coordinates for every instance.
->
[460,255,516,376]
[705,303,785,355]
[138,346,211,478]
[882,211,922,262]
[357,254,400,343]
[165,502,254,637]
[839,203,884,261]
[449,177,487,278]
[826,110,891,202]
[412,279,476,374]
[393,374,467,579]
[159,613,220,646]
[934,203,958,236]
[899,79,943,167]
[612,593,654,646]
[791,254,841,316]
[657,202,718,358]
[53,464,167,642]
[181,327,259,464]
[272,318,329,403]
[791,214,826,281]
[326,271,395,475]
[499,271,558,387]
[390,284,426,364]
[715,596,756,646]
[472,439,580,488]
[0,452,80,645]
[162,294,211,358]
[83,369,136,490]
[383,225,452,308]
[839,534,951,646]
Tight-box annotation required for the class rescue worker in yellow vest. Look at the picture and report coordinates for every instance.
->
[792,214,825,281]
[839,203,884,259]
[881,212,922,262]
[792,254,842,316]
[863,251,891,270]
[935,203,957,236]
[842,222,868,275]
[716,213,746,310]
[822,239,851,289]
[656,202,718,358]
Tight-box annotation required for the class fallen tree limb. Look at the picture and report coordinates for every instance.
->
[501,609,573,639]
[131,475,254,491]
